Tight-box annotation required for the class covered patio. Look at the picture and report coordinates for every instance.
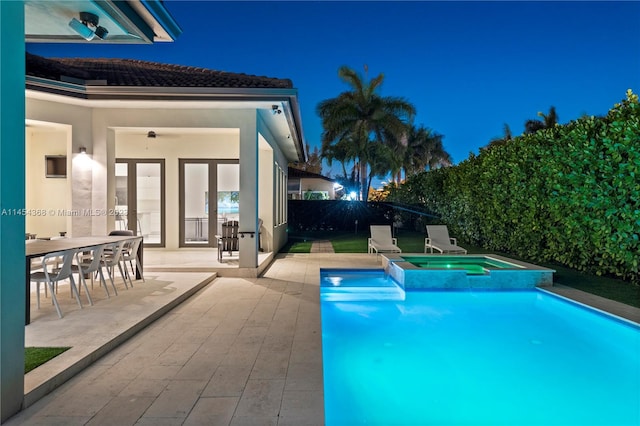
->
[25,52,306,274]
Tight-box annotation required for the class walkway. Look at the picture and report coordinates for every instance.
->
[309,240,334,253]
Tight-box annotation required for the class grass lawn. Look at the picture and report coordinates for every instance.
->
[282,229,640,309]
[25,347,70,374]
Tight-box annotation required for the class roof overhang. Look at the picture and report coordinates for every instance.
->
[25,0,182,44]
[26,76,306,162]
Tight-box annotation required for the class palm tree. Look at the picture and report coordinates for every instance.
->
[403,124,451,176]
[379,128,407,184]
[524,106,558,134]
[484,123,513,150]
[366,141,396,193]
[321,135,356,181]
[317,66,415,199]
[290,143,323,174]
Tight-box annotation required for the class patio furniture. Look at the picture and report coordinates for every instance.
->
[108,230,135,237]
[24,234,141,324]
[30,249,82,318]
[121,236,145,283]
[100,240,131,292]
[71,244,109,299]
[108,230,144,280]
[216,220,239,261]
[368,225,402,257]
[424,225,467,254]
[27,240,58,293]
[107,230,139,285]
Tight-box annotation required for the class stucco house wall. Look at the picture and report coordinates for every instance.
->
[300,177,336,199]
[25,97,292,253]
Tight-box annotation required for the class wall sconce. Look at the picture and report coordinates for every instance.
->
[272,105,282,115]
[68,12,109,41]
[79,147,87,154]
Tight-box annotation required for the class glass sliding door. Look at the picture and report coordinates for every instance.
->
[182,162,210,245]
[115,163,129,232]
[179,159,239,247]
[217,163,240,230]
[137,163,163,245]
[115,159,165,247]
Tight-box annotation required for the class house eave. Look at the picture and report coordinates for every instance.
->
[24,0,182,44]
[26,76,299,99]
[131,0,183,42]
[26,76,306,162]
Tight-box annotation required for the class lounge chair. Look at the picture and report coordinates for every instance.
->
[368,225,402,257]
[425,225,467,254]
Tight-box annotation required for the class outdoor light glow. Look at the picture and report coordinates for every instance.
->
[73,149,93,170]
[349,191,357,200]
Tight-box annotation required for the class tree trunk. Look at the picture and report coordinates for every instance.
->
[360,162,367,201]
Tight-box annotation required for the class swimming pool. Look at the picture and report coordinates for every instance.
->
[320,270,640,425]
[383,254,554,289]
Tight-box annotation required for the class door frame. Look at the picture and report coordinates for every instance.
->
[115,158,166,248]
[178,159,238,248]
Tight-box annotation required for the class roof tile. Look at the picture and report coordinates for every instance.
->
[26,52,293,89]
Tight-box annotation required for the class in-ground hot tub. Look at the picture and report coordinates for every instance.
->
[381,254,554,290]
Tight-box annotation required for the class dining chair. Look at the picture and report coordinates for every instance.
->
[30,249,82,318]
[71,244,109,300]
[100,240,130,293]
[27,240,64,296]
[108,230,135,237]
[121,236,145,283]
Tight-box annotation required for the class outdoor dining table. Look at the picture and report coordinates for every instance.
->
[25,235,142,325]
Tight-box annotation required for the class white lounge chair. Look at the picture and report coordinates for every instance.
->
[368,225,402,257]
[425,225,467,254]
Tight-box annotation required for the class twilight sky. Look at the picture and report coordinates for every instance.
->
[26,1,640,179]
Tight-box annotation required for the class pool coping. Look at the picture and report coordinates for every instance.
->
[544,284,640,325]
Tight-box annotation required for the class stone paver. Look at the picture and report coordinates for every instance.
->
[310,240,334,253]
[7,253,381,426]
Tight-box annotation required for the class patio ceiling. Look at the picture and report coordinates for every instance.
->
[27,89,304,162]
[25,0,181,44]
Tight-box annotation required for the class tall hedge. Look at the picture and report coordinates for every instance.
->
[390,90,640,282]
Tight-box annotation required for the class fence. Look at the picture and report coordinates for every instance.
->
[287,200,439,233]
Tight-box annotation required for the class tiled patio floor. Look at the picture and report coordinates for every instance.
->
[5,252,638,425]
[7,253,381,425]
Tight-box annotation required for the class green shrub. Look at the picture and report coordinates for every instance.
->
[389,90,640,283]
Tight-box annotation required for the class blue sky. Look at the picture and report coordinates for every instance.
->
[27,1,640,180]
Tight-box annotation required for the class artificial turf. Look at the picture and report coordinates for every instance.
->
[25,347,70,373]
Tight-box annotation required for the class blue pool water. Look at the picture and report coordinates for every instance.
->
[321,271,640,425]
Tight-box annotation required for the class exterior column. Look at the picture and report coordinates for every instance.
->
[0,1,26,421]
[91,126,113,236]
[70,124,93,236]
[238,111,259,268]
